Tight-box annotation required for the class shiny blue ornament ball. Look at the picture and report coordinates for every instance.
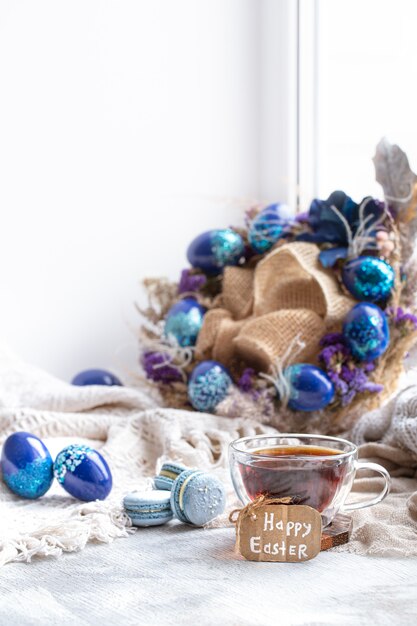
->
[284,364,335,412]
[188,360,232,412]
[1,432,54,499]
[342,256,395,302]
[72,369,122,386]
[54,444,112,502]
[343,303,389,361]
[187,229,245,274]
[248,203,293,254]
[164,297,206,347]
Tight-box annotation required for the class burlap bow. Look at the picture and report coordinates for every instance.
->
[196,242,355,375]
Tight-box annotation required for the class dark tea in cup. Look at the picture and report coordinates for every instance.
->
[230,435,391,527]
[237,445,348,512]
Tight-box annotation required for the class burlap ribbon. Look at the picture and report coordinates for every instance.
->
[196,242,355,374]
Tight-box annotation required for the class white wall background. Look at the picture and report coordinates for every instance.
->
[0,0,283,380]
[11,1,414,381]
[315,0,417,201]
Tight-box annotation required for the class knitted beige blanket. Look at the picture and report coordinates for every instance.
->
[0,350,416,565]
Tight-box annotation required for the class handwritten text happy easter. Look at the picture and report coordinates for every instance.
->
[237,504,322,562]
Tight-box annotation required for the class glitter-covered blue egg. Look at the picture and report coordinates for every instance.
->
[1,432,53,499]
[343,303,389,361]
[342,256,395,302]
[188,360,232,412]
[164,297,206,347]
[54,444,112,501]
[187,229,245,274]
[72,369,122,386]
[284,364,335,412]
[248,203,293,254]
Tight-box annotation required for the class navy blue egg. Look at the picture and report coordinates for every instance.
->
[54,444,112,502]
[248,203,293,254]
[71,369,122,386]
[164,297,206,347]
[187,229,245,274]
[343,303,389,361]
[284,364,335,412]
[188,360,232,412]
[1,431,53,498]
[342,256,395,302]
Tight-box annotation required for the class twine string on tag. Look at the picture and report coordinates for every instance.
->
[229,495,302,525]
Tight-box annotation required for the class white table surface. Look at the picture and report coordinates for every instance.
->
[1,522,417,626]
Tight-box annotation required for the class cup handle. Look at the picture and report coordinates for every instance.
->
[341,461,391,512]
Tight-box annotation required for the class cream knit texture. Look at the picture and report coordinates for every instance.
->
[0,349,417,564]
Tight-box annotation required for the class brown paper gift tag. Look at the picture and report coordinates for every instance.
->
[236,503,322,562]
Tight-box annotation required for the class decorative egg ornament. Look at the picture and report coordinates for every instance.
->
[188,360,232,412]
[1,432,53,499]
[248,203,293,254]
[72,369,122,386]
[187,229,245,274]
[284,364,335,412]
[164,297,206,347]
[343,303,389,361]
[54,444,113,501]
[342,256,395,302]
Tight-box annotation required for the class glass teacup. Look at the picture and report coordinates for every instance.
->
[229,434,391,527]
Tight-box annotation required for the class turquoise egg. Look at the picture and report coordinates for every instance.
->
[342,256,395,302]
[343,303,389,361]
[1,432,54,499]
[248,203,293,254]
[187,229,245,274]
[284,364,335,412]
[188,360,232,412]
[164,297,206,347]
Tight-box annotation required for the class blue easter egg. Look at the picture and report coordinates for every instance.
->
[54,444,112,502]
[72,369,122,386]
[188,360,232,412]
[1,432,53,498]
[248,203,293,254]
[343,303,389,361]
[284,364,335,412]
[187,229,245,274]
[164,297,206,347]
[342,256,395,302]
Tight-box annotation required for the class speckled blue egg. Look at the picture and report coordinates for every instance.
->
[187,229,245,274]
[284,364,335,412]
[1,432,53,499]
[343,303,389,361]
[342,256,395,302]
[188,360,232,412]
[164,297,206,347]
[72,369,122,386]
[248,203,293,254]
[54,444,112,502]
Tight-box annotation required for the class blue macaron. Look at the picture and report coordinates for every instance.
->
[170,469,226,526]
[153,461,189,491]
[123,490,173,527]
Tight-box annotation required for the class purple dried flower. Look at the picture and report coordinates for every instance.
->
[361,381,384,393]
[319,332,347,347]
[340,365,356,384]
[178,269,207,295]
[295,211,310,223]
[388,306,417,330]
[363,362,375,373]
[142,351,183,383]
[318,330,382,407]
[238,368,256,393]
[341,389,356,406]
